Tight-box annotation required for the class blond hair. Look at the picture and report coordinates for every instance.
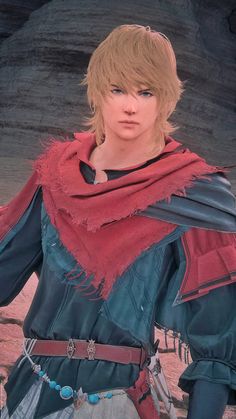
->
[81,24,183,144]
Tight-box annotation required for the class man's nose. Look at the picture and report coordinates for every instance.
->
[122,95,137,114]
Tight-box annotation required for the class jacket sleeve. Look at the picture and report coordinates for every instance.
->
[178,281,236,406]
[0,177,43,306]
[176,227,236,303]
[173,229,236,405]
[141,173,236,232]
[155,229,236,406]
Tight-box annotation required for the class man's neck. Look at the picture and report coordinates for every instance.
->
[90,135,165,170]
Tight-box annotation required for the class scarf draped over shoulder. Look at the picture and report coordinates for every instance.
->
[31,132,223,298]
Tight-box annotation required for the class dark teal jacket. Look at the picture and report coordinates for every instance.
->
[0,166,236,418]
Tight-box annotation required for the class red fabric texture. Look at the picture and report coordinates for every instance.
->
[179,228,236,302]
[35,132,221,233]
[126,369,160,419]
[32,132,223,298]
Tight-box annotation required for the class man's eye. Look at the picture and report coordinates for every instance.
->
[140,91,153,97]
[111,88,123,94]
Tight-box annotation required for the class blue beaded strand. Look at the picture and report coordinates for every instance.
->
[105,392,113,399]
[31,362,120,403]
[49,381,57,389]
[60,386,74,400]
[88,393,100,404]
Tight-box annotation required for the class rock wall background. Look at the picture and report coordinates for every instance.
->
[0,1,235,417]
[0,0,235,203]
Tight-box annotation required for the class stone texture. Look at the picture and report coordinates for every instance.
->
[0,2,235,417]
[0,0,50,43]
[0,0,235,203]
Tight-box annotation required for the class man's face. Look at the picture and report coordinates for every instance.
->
[101,84,159,143]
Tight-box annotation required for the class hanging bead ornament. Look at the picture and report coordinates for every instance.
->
[19,338,127,404]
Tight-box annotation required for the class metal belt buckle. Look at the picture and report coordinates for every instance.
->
[87,339,96,360]
[67,339,76,359]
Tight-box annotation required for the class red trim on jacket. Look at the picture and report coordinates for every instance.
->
[1,170,236,303]
[179,228,236,302]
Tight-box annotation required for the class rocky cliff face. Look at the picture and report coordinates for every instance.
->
[0,0,235,202]
[0,0,50,43]
[0,3,235,417]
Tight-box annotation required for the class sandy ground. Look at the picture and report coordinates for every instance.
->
[0,275,235,418]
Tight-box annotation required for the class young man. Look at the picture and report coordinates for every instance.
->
[1,25,236,419]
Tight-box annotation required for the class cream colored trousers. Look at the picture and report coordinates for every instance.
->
[1,381,140,418]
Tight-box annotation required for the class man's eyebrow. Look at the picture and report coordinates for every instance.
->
[110,85,152,92]
[138,87,152,92]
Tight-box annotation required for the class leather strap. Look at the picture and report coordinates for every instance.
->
[126,369,160,419]
[29,339,148,367]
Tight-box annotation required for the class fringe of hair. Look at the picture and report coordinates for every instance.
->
[80,24,184,144]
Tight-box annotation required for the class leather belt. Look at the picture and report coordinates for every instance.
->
[29,339,148,367]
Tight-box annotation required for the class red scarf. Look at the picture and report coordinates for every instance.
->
[34,132,220,299]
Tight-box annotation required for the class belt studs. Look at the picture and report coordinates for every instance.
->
[67,339,76,359]
[87,339,96,360]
